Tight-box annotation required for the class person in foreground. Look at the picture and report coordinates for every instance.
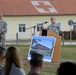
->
[57,61,76,75]
[27,53,43,75]
[0,47,6,74]
[1,46,26,75]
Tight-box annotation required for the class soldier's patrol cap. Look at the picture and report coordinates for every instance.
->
[50,16,55,20]
[31,53,43,61]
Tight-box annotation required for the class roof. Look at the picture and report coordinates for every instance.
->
[31,44,51,51]
[0,0,76,16]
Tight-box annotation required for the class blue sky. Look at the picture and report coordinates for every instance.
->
[31,36,56,49]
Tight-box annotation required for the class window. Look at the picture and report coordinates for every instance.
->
[37,26,42,31]
[73,25,76,30]
[19,24,26,32]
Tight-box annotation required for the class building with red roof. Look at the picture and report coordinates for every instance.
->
[0,0,76,40]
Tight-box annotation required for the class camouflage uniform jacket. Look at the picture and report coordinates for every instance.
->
[46,23,60,35]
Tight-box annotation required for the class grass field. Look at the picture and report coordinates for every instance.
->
[6,45,76,75]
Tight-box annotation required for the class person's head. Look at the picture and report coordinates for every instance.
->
[57,62,76,75]
[5,46,23,75]
[0,14,3,20]
[0,47,6,64]
[30,53,43,68]
[50,16,56,24]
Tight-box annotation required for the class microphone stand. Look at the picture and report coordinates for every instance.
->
[26,22,48,35]
[26,26,36,35]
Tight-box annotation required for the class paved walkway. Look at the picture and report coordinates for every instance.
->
[61,42,76,45]
[6,42,30,45]
[6,42,76,45]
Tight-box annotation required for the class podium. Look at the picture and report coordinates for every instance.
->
[40,30,61,62]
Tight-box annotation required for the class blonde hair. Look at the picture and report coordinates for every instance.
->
[5,46,23,75]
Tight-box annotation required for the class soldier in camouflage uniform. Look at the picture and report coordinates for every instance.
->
[0,14,7,47]
[45,16,60,35]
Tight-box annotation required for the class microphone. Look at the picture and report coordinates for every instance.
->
[44,21,49,24]
[36,21,48,26]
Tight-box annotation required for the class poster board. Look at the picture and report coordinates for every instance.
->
[27,35,56,62]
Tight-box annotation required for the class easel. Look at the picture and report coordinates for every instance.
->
[26,26,36,35]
